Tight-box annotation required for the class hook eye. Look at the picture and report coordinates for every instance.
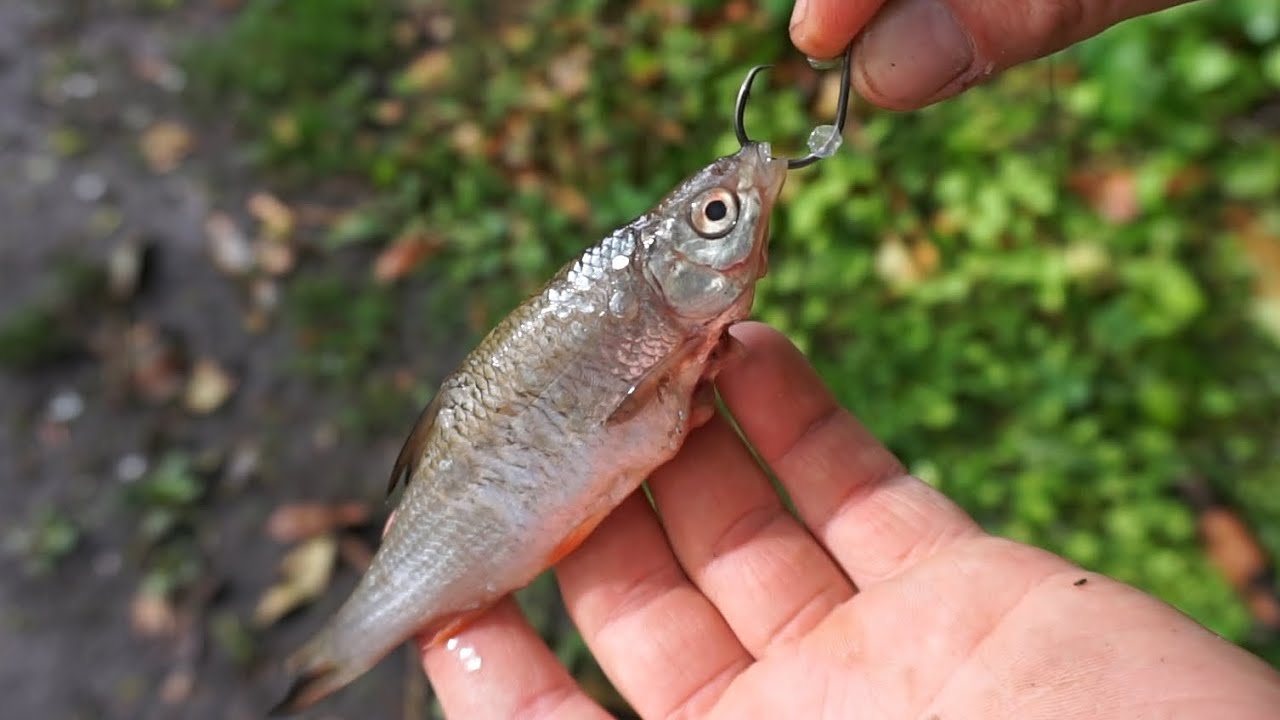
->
[733,42,854,170]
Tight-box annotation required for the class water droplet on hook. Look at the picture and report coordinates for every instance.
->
[806,125,843,159]
[806,56,843,71]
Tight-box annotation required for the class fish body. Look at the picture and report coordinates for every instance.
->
[273,142,787,713]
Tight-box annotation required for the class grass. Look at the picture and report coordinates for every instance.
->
[187,0,1280,679]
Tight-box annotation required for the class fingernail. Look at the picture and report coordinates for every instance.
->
[789,0,809,32]
[856,0,973,106]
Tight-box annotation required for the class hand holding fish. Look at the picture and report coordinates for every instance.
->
[418,321,1280,719]
[791,0,1192,110]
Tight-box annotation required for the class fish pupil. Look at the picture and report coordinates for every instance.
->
[705,200,727,222]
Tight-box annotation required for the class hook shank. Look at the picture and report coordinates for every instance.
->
[733,43,854,170]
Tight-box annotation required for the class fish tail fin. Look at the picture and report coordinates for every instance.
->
[268,631,351,716]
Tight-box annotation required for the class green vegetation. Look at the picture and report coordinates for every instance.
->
[127,451,209,597]
[189,0,1280,672]
[3,507,81,575]
[0,257,105,370]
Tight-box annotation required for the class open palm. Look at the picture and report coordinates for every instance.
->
[417,322,1280,719]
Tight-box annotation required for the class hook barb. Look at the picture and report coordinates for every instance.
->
[733,43,853,170]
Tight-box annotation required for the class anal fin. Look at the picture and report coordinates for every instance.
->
[546,508,613,566]
[418,608,491,649]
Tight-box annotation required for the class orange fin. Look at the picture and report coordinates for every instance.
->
[419,608,490,649]
[387,391,444,497]
[546,508,612,566]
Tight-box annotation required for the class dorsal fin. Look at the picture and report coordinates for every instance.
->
[386,391,444,497]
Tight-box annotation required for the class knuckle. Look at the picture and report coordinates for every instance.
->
[1024,0,1090,52]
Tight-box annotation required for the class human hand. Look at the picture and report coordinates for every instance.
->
[791,0,1192,110]
[415,321,1280,719]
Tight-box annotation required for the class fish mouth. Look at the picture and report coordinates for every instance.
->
[733,142,786,280]
[735,142,789,201]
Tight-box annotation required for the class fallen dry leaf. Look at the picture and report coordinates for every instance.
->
[159,669,194,705]
[244,277,280,334]
[498,24,535,52]
[1069,168,1140,224]
[1200,507,1269,588]
[131,588,178,637]
[205,212,254,277]
[911,239,940,278]
[126,323,187,404]
[372,99,406,126]
[1062,241,1110,279]
[424,12,455,42]
[255,239,295,277]
[253,535,338,627]
[391,19,419,49]
[338,535,375,573]
[550,185,591,222]
[869,236,941,288]
[184,359,236,414]
[107,237,152,301]
[247,191,295,242]
[401,49,452,92]
[266,501,371,544]
[373,233,441,284]
[223,440,261,491]
[1228,205,1280,345]
[548,45,592,98]
[1249,592,1280,629]
[724,0,751,22]
[139,121,194,173]
[450,122,485,157]
[131,54,185,92]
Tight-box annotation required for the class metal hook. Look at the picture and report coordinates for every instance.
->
[734,43,854,170]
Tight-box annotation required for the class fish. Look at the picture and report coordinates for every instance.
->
[270,141,788,714]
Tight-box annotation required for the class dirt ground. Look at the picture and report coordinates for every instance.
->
[0,2,436,718]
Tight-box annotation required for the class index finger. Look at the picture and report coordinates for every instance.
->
[790,0,887,60]
[418,597,611,720]
[717,322,983,588]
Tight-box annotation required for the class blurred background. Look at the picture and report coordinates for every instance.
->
[1,0,1277,718]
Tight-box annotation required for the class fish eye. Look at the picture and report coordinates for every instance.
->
[690,188,739,239]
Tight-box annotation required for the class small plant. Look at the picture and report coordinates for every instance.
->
[3,508,81,575]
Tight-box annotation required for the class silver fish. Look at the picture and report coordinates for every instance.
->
[272,141,787,713]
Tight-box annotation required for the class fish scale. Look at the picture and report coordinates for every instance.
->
[270,142,787,714]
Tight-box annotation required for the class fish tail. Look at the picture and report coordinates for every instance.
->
[268,629,352,716]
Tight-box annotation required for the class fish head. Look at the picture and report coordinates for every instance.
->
[641,142,787,323]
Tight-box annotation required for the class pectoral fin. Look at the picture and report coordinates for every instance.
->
[387,391,444,497]
[606,335,702,427]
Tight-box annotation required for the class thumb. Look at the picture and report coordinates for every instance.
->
[790,0,1190,110]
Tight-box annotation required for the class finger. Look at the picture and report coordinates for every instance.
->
[790,0,889,60]
[794,0,1190,111]
[419,597,610,720]
[648,412,856,657]
[716,322,983,588]
[555,492,753,719]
